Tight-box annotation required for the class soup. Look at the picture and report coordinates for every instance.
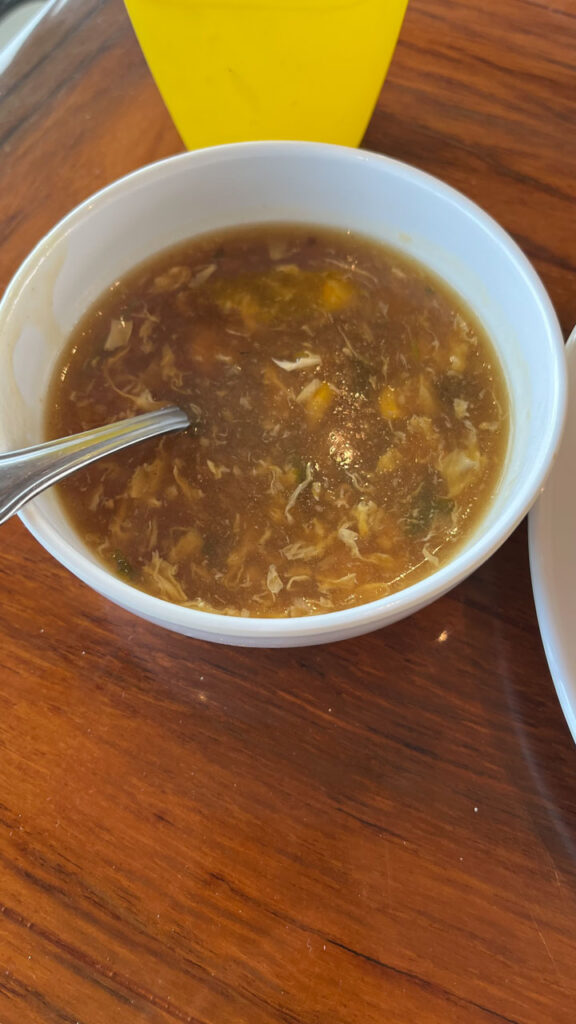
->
[48,224,509,617]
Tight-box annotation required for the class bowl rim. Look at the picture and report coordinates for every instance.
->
[4,139,567,641]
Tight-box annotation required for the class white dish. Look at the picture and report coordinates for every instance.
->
[0,141,567,646]
[529,328,576,741]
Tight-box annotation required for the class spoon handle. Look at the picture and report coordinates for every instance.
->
[0,405,191,525]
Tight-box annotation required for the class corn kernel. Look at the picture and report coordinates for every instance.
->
[305,381,334,423]
[321,275,355,310]
[379,386,402,419]
[377,449,401,473]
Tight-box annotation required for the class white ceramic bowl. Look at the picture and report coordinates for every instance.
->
[0,142,567,647]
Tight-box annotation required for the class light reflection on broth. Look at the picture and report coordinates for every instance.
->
[47,224,509,617]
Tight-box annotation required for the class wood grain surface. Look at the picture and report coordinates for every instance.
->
[1,1,576,1022]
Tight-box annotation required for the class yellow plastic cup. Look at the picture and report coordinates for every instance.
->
[124,0,408,149]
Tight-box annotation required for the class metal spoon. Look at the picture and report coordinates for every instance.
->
[0,405,192,525]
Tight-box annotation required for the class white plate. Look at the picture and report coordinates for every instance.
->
[529,328,576,742]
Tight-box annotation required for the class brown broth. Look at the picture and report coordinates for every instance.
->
[47,224,509,617]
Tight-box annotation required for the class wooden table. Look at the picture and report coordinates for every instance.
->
[1,1,576,1021]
